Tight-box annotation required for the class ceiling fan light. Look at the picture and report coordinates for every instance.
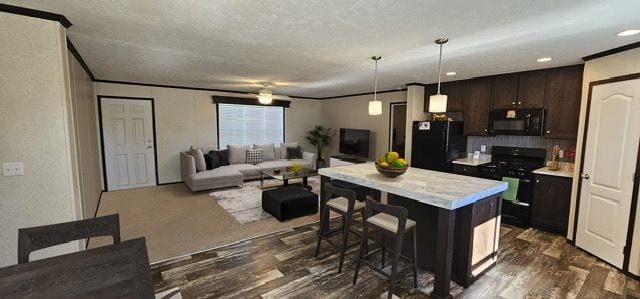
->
[369,100,382,115]
[428,94,448,113]
[257,88,273,104]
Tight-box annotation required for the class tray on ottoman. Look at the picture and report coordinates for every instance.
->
[262,186,318,221]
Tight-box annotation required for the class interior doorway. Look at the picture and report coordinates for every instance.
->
[98,96,158,191]
[389,102,407,154]
[575,76,640,269]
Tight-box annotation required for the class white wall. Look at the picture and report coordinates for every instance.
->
[321,91,407,161]
[95,82,323,184]
[0,13,82,267]
[566,47,640,273]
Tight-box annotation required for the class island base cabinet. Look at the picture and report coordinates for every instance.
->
[388,193,501,287]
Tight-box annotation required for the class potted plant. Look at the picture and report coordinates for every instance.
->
[306,125,335,169]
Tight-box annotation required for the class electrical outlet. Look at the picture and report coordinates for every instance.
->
[559,150,564,158]
[3,162,24,176]
[480,145,487,153]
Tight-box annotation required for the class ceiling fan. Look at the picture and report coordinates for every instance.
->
[247,83,291,104]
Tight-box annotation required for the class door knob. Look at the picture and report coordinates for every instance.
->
[147,145,153,149]
[581,173,590,179]
[512,101,516,105]
[546,130,551,134]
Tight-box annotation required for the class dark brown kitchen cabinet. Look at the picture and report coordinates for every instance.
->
[544,65,584,139]
[424,81,463,112]
[531,174,572,235]
[490,74,520,109]
[517,70,546,108]
[453,164,477,176]
[491,70,546,109]
[462,78,492,136]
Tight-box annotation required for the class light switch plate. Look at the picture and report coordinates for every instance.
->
[480,145,487,153]
[3,162,24,176]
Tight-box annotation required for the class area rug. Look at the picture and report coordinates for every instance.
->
[210,176,320,224]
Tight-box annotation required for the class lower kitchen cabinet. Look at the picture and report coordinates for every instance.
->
[531,174,572,235]
[453,164,477,176]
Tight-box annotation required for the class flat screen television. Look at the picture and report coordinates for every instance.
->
[339,128,370,158]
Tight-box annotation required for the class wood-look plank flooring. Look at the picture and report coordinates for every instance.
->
[151,220,639,298]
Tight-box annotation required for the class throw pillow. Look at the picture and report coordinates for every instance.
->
[280,142,299,159]
[189,146,206,172]
[217,149,230,166]
[254,144,275,161]
[204,151,221,170]
[246,148,264,165]
[287,146,303,160]
[227,144,248,165]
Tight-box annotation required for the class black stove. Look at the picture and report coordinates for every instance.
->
[476,146,546,228]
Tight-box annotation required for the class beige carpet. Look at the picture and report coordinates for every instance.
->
[89,182,321,263]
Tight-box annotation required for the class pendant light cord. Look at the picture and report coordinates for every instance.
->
[373,59,379,100]
[437,43,443,94]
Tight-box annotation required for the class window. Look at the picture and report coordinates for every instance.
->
[217,103,284,148]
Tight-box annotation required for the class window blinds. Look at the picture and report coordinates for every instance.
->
[217,103,284,148]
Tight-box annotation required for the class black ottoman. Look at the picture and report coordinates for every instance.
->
[262,186,318,221]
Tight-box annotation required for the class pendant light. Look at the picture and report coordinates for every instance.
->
[368,56,383,116]
[429,38,449,113]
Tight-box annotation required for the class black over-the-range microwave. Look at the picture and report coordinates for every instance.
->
[488,108,545,136]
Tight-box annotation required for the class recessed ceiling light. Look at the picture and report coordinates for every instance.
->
[446,72,457,76]
[617,30,640,36]
[537,57,552,62]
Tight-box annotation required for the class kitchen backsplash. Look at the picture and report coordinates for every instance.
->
[467,136,576,161]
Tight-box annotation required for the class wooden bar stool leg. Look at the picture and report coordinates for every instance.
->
[338,213,353,273]
[381,236,386,268]
[315,205,330,258]
[412,228,418,288]
[353,218,368,285]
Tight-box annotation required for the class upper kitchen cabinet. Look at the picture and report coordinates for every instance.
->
[490,74,520,109]
[491,70,546,109]
[544,65,584,139]
[462,78,492,135]
[517,70,547,108]
[424,81,463,112]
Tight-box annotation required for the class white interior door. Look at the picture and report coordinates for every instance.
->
[101,98,156,191]
[576,78,640,268]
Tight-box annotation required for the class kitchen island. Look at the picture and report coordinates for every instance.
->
[319,163,508,299]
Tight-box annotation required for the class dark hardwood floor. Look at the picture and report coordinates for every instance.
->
[151,220,639,298]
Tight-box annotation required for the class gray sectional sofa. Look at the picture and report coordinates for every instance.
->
[181,143,316,191]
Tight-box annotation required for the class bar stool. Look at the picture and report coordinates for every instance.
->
[315,182,366,273]
[353,197,418,299]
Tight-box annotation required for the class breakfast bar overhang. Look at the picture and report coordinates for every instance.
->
[319,163,508,299]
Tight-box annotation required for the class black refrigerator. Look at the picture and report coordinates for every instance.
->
[411,121,467,172]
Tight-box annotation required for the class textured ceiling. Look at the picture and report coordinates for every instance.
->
[6,0,640,98]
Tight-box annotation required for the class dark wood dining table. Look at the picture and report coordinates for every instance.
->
[0,237,154,299]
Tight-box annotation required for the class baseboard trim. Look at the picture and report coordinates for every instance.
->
[158,181,183,186]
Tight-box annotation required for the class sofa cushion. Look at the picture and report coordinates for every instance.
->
[217,149,230,166]
[204,151,221,170]
[246,148,264,165]
[257,160,293,171]
[280,142,299,159]
[223,164,261,177]
[189,146,206,172]
[227,144,248,164]
[286,146,303,159]
[254,144,275,161]
[190,166,243,187]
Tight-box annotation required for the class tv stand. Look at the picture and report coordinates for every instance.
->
[330,155,368,167]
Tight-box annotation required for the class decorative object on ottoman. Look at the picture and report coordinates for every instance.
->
[262,186,318,221]
[375,151,408,178]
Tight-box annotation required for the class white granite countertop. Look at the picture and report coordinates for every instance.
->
[319,163,508,210]
[532,167,575,178]
[452,155,491,166]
